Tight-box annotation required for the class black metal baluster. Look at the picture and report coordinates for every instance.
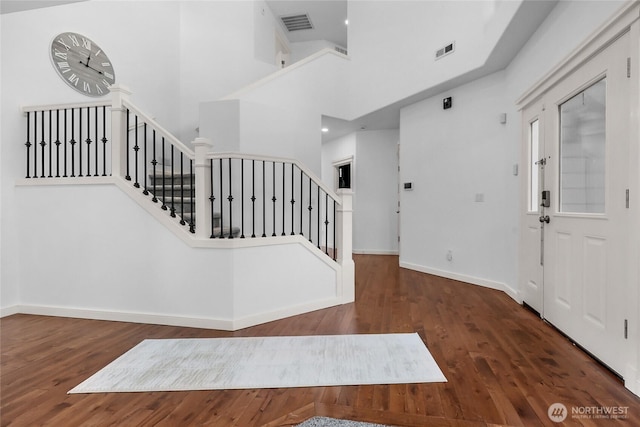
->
[333,200,337,261]
[125,109,131,181]
[240,159,245,239]
[317,185,321,249]
[64,109,69,177]
[48,110,53,178]
[161,137,167,210]
[325,192,329,255]
[143,124,149,195]
[179,152,185,225]
[308,175,312,241]
[189,159,195,233]
[70,109,76,177]
[170,146,176,217]
[151,130,158,202]
[272,162,276,237]
[219,158,224,239]
[209,159,216,238]
[78,108,83,177]
[133,115,140,188]
[25,112,31,178]
[101,107,108,176]
[85,107,91,177]
[282,162,286,236]
[228,158,234,239]
[94,107,99,176]
[55,110,61,177]
[40,110,46,178]
[33,112,38,178]
[290,163,295,235]
[251,160,256,238]
[262,161,266,238]
[300,169,304,236]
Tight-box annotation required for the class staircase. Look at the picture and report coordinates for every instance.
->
[148,167,240,238]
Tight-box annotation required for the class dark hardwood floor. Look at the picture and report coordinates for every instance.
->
[2,255,638,426]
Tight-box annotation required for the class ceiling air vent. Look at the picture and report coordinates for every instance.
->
[435,42,455,60]
[281,14,314,32]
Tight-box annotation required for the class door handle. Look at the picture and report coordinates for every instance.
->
[539,215,550,224]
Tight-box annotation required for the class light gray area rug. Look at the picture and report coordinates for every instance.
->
[69,333,446,393]
[296,417,393,427]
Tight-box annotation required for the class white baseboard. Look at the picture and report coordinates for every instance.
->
[231,297,345,330]
[353,249,399,255]
[399,261,520,302]
[14,304,235,330]
[625,364,640,398]
[0,305,20,318]
[5,299,349,332]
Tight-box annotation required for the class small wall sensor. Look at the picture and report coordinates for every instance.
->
[403,182,413,190]
[443,97,452,110]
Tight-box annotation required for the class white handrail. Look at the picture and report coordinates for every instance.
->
[21,99,112,114]
[209,151,341,204]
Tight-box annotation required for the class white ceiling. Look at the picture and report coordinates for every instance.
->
[266,0,348,48]
[0,0,86,14]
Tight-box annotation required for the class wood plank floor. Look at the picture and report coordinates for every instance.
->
[1,255,638,426]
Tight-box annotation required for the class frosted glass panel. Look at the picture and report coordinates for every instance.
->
[559,79,606,214]
[529,120,539,212]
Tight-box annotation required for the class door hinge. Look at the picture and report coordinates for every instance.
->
[628,57,631,78]
[624,319,628,339]
[626,189,630,208]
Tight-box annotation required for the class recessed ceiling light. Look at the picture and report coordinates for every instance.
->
[345,19,349,25]
[321,127,329,132]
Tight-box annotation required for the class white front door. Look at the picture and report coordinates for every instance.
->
[520,30,632,376]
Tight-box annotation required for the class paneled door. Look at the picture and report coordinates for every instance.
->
[520,30,631,376]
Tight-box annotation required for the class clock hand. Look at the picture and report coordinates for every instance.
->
[78,59,104,75]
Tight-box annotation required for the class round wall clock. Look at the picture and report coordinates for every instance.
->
[50,32,116,97]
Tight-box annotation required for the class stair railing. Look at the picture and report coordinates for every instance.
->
[21,85,351,265]
[22,100,113,179]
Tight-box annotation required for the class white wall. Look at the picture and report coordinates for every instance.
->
[200,98,321,172]
[355,130,399,254]
[398,1,627,296]
[11,182,343,329]
[290,40,339,64]
[1,1,182,312]
[322,130,399,254]
[178,1,278,142]
[400,71,513,290]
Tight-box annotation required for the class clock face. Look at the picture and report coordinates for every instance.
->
[50,32,116,97]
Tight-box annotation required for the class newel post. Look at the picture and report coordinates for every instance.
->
[336,189,355,302]
[110,84,132,179]
[193,137,214,240]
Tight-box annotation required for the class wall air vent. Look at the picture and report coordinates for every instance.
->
[335,46,348,55]
[281,14,314,32]
[435,42,455,60]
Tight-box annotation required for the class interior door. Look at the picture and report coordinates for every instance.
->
[520,30,631,376]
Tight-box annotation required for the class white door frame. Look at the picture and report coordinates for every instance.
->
[517,1,640,395]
